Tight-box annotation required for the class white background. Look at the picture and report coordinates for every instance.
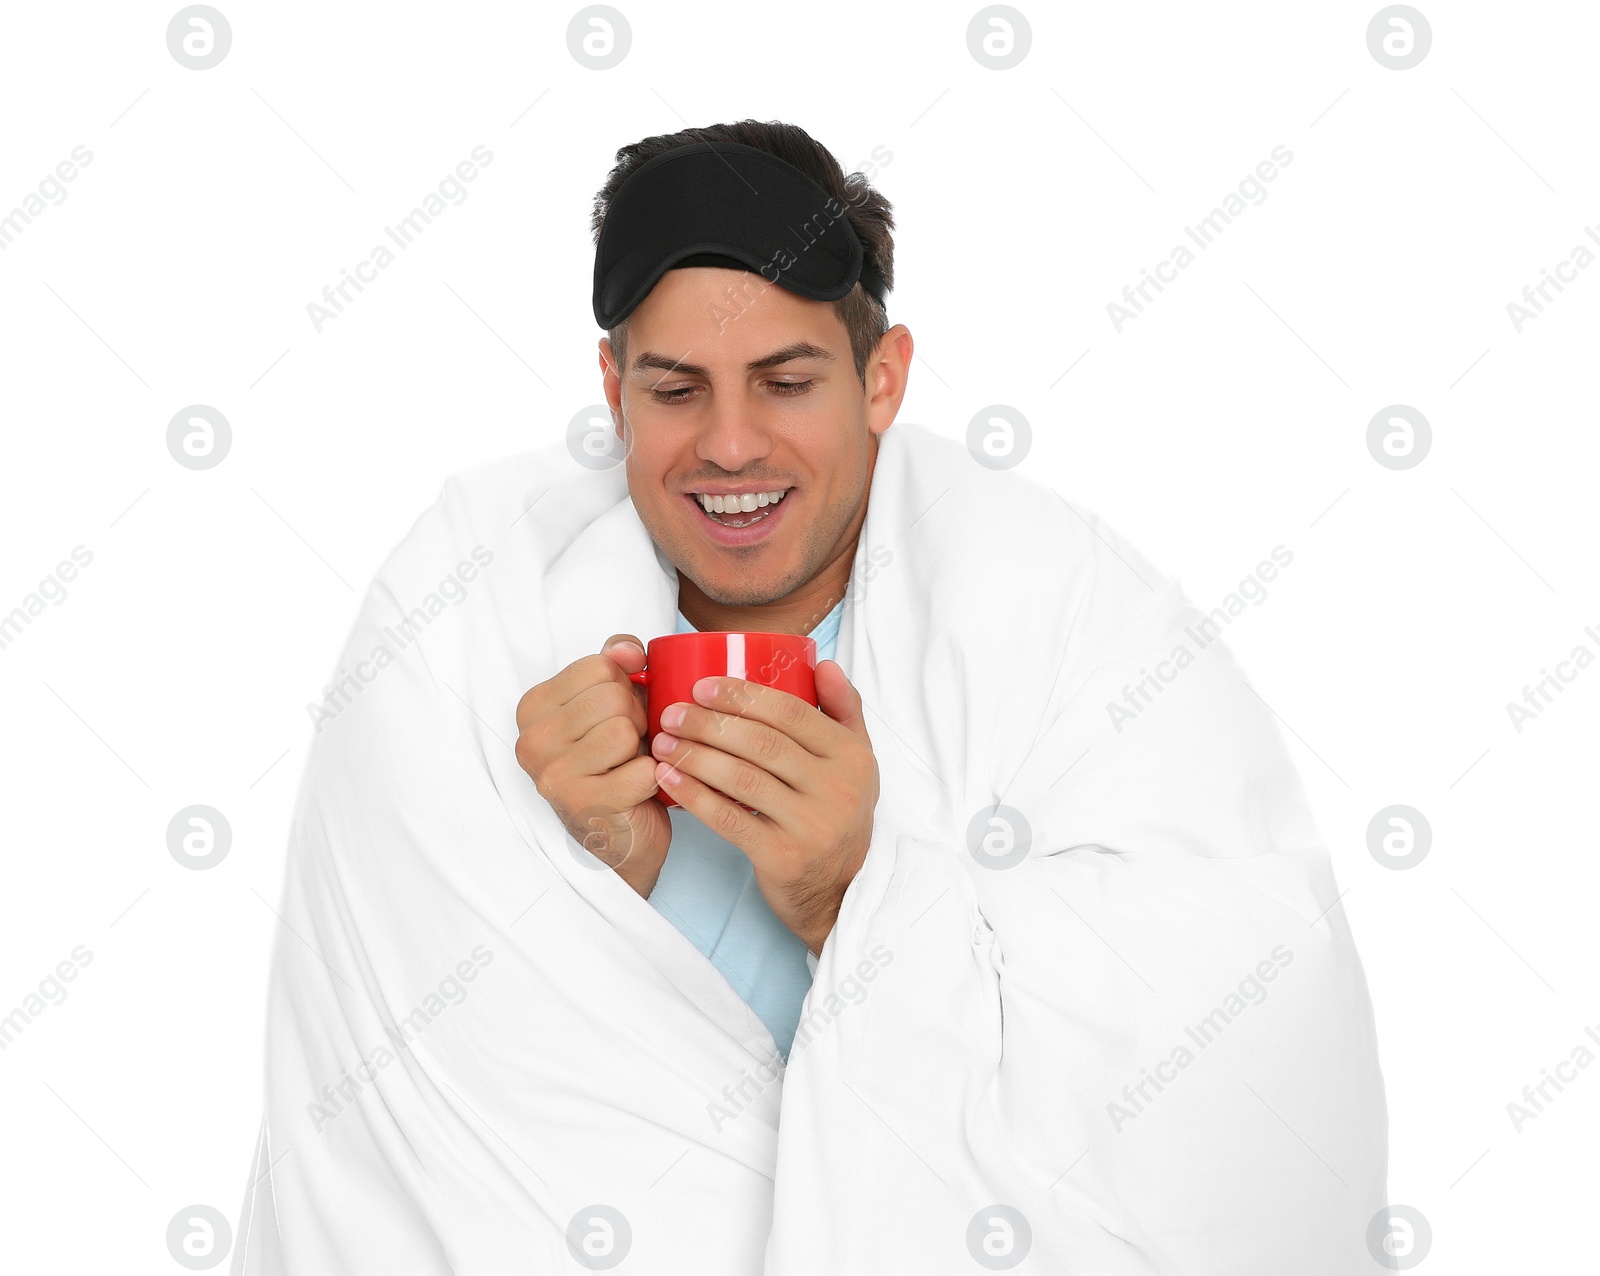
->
[1,0,1595,1269]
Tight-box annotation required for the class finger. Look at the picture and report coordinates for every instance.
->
[688,676,841,759]
[520,640,644,730]
[813,660,871,744]
[549,679,646,749]
[660,697,814,797]
[596,752,662,809]
[655,756,769,848]
[652,730,798,828]
[559,705,647,778]
[556,749,660,825]
[601,634,651,715]
[600,633,646,668]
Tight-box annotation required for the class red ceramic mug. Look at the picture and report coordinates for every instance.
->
[628,631,820,808]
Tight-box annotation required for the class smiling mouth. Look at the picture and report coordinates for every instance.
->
[687,488,792,529]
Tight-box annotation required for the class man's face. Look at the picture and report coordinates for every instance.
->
[601,267,893,608]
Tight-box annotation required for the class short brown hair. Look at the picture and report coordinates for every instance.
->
[591,119,895,385]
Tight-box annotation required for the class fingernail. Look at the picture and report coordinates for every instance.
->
[661,703,686,729]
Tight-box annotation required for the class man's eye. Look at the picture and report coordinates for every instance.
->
[649,380,814,403]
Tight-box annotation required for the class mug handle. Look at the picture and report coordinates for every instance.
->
[626,669,648,686]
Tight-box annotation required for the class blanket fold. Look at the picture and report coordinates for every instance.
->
[232,422,1386,1275]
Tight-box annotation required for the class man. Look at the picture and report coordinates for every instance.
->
[233,121,1387,1275]
[516,122,906,1062]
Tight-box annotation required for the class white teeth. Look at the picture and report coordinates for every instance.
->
[695,489,788,514]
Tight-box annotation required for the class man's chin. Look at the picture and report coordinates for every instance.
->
[684,576,791,609]
[678,553,810,609]
[647,516,808,610]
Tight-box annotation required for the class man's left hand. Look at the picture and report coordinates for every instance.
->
[650,659,878,956]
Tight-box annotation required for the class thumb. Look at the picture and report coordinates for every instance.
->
[601,633,646,670]
[815,659,869,741]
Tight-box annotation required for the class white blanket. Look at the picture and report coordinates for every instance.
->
[231,421,1387,1275]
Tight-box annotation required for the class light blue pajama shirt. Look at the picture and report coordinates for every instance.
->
[646,598,845,1059]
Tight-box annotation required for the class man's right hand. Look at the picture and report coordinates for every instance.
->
[515,634,672,899]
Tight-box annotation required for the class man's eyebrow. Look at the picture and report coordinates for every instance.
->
[630,342,836,378]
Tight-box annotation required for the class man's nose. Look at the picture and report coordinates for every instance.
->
[696,392,775,472]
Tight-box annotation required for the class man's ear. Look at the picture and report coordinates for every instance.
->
[866,324,913,434]
[599,338,624,427]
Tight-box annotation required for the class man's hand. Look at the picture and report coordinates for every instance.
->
[648,659,878,955]
[515,634,672,899]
